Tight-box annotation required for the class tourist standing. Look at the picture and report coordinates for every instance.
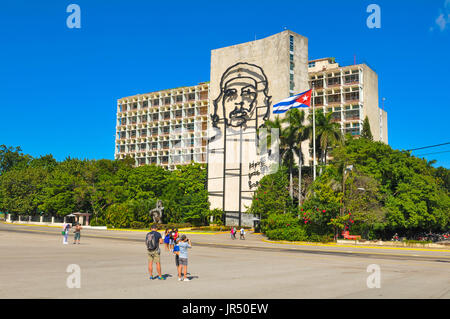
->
[62,222,71,245]
[178,235,192,281]
[146,224,165,280]
[173,238,182,281]
[73,223,82,244]
[174,228,179,242]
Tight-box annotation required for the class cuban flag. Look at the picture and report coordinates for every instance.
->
[273,89,312,114]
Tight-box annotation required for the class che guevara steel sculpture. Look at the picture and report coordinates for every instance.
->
[209,62,273,226]
[211,62,271,129]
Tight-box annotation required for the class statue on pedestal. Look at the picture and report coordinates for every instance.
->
[149,200,164,224]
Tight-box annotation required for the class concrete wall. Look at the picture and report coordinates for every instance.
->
[362,65,385,143]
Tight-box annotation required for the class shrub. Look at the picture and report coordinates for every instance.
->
[130,221,146,229]
[265,226,309,241]
[261,213,300,232]
[156,223,192,230]
[307,233,334,243]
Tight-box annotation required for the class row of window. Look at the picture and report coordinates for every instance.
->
[289,35,295,92]
[118,111,207,125]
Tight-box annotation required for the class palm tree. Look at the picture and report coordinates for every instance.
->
[306,109,342,173]
[264,109,307,200]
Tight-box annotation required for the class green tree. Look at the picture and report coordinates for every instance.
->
[0,167,47,215]
[361,116,373,140]
[0,145,31,174]
[305,110,342,173]
[247,166,292,220]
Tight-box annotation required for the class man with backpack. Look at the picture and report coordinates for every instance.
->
[146,224,165,280]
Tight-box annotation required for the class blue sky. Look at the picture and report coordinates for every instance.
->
[1,0,449,167]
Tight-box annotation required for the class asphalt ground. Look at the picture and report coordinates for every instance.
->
[0,223,449,298]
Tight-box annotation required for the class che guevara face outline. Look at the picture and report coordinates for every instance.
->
[222,77,258,127]
[211,62,271,129]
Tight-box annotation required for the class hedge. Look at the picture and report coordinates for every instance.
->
[265,227,309,241]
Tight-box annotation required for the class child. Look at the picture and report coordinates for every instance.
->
[178,235,192,281]
[173,238,182,281]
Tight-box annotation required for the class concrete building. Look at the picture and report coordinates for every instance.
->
[115,82,209,170]
[308,57,388,145]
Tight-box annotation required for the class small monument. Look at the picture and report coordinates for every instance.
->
[149,200,164,224]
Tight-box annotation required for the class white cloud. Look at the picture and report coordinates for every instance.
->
[432,1,450,31]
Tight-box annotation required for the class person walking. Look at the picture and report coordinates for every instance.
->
[146,224,165,280]
[73,223,82,244]
[62,222,71,245]
[164,228,170,251]
[239,227,245,240]
[178,235,192,281]
[230,227,235,240]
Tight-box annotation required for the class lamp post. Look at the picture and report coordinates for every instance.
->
[340,165,353,217]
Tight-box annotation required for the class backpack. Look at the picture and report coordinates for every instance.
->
[146,232,158,251]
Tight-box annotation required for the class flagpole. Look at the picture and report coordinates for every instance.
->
[312,83,316,181]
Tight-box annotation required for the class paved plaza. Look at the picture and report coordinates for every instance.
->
[0,223,449,299]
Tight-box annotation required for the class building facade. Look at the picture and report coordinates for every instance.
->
[308,57,388,146]
[115,82,209,170]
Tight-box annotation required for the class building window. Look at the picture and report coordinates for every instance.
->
[290,62,294,71]
[308,62,316,68]
[344,74,359,84]
[345,92,359,101]
[289,35,294,51]
[327,77,341,86]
